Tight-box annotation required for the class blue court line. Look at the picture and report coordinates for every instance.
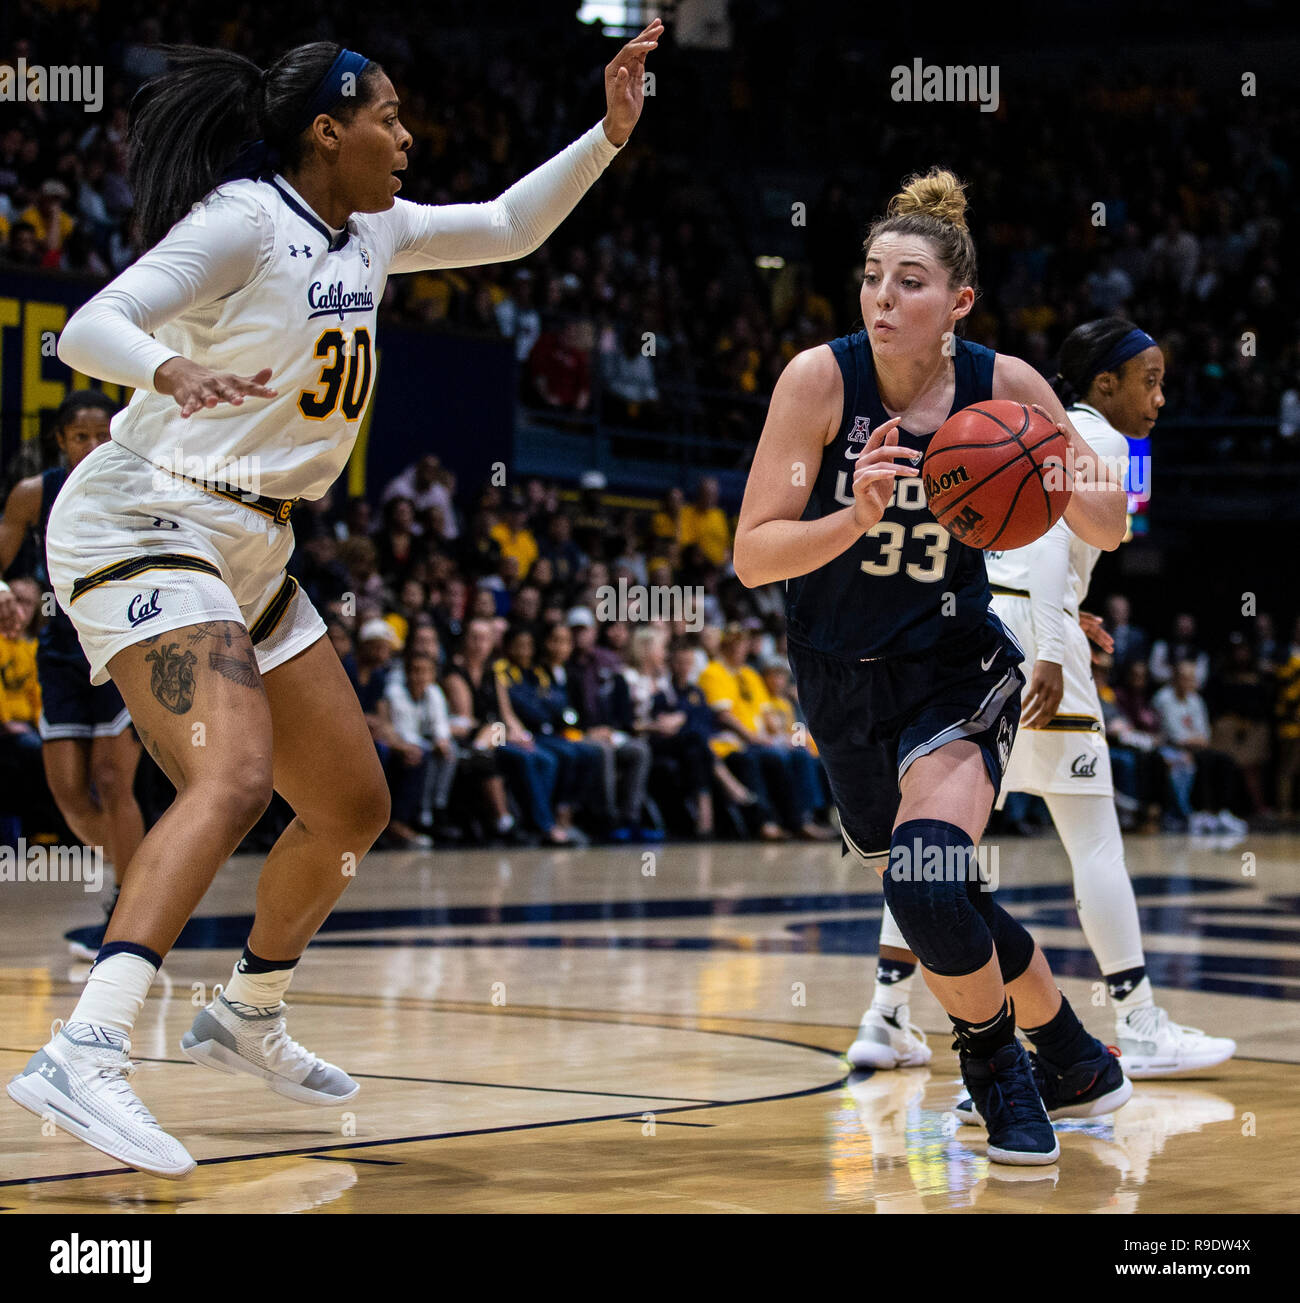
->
[306,1154,401,1166]
[621,1118,714,1127]
[68,874,1237,954]
[0,1076,844,1187]
[0,1013,850,1188]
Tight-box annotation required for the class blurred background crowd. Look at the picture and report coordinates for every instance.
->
[3,1,1299,460]
[4,451,1299,850]
[2,1,1298,850]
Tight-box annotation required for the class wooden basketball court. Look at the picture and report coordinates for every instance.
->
[2,833,1297,1213]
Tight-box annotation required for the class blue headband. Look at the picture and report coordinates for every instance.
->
[1079,327,1158,387]
[222,49,372,182]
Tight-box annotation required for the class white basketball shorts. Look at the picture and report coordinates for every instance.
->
[45,440,326,687]
[990,592,1113,803]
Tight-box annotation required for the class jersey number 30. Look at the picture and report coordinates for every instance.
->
[299,327,375,421]
[859,520,949,582]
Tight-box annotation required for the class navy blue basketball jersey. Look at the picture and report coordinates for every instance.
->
[784,332,995,660]
[35,467,85,662]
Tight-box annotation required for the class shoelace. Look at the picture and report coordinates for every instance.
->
[876,1007,928,1049]
[988,1052,1045,1118]
[260,1017,325,1078]
[93,1048,160,1127]
[899,1014,928,1050]
[1125,1005,1206,1040]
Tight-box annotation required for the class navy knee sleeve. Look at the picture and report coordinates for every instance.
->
[881,819,994,977]
[967,882,1037,984]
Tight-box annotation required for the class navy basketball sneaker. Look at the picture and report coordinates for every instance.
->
[960,1040,1059,1165]
[956,1039,1131,1127]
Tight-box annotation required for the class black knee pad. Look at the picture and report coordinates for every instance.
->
[966,879,1037,984]
[882,820,994,977]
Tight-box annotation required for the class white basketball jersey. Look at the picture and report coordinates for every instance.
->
[107,176,408,501]
[985,403,1130,612]
[69,121,620,501]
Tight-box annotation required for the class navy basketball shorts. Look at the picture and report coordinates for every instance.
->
[37,649,132,742]
[788,612,1025,867]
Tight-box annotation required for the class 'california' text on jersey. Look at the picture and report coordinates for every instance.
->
[784,332,996,660]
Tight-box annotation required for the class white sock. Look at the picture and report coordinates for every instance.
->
[1043,792,1146,976]
[873,972,917,1014]
[222,961,295,1012]
[69,952,157,1036]
[1113,976,1156,1018]
[873,904,918,1011]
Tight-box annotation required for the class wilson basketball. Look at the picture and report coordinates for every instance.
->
[921,400,1072,550]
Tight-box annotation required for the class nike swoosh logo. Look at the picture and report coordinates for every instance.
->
[981,651,997,672]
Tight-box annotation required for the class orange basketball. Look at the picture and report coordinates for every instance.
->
[921,400,1071,550]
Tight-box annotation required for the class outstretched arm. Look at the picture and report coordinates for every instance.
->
[387,21,661,273]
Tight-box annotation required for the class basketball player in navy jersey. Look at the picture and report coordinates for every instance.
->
[860,318,1234,1092]
[735,169,1132,1164]
[0,391,145,958]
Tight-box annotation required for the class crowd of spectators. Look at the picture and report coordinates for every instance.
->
[4,449,1300,849]
[3,5,1299,848]
[3,5,1299,464]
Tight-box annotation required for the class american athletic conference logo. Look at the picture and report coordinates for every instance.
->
[847,415,871,442]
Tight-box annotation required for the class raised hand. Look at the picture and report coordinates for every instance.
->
[602,18,663,146]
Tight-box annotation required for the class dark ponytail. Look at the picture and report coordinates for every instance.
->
[128,42,383,252]
[1052,316,1139,406]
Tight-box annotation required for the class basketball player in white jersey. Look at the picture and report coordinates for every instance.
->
[849,319,1235,1082]
[7,26,661,1178]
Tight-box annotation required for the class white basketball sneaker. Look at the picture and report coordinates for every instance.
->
[180,991,359,1105]
[6,1020,195,1179]
[846,1004,932,1069]
[1115,1005,1236,1078]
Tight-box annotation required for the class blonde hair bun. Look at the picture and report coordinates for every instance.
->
[887,168,969,231]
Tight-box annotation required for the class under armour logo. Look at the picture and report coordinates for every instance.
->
[879,967,902,983]
[1111,979,1134,995]
[39,1063,56,1078]
[289,244,313,258]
